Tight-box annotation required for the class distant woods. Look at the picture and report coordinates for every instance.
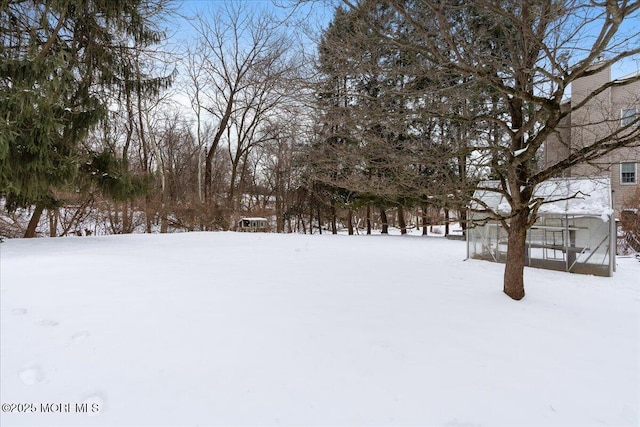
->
[0,0,454,237]
[1,0,639,250]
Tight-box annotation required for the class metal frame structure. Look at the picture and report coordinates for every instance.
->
[467,178,615,277]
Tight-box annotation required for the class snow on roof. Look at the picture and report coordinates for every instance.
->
[615,70,640,81]
[472,177,612,218]
[239,217,268,221]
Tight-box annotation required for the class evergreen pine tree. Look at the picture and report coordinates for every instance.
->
[0,0,173,237]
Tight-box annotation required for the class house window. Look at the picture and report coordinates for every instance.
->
[621,162,637,184]
[621,107,637,126]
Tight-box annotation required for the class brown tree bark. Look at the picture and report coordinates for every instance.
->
[275,185,284,233]
[444,208,450,237]
[122,202,131,234]
[503,208,530,300]
[380,207,388,234]
[422,205,428,235]
[48,208,58,237]
[398,205,407,235]
[24,203,45,238]
[144,195,153,234]
[330,201,337,234]
[459,208,467,238]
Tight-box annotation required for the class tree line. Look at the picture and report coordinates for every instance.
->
[1,0,639,299]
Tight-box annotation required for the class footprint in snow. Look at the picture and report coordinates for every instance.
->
[11,308,27,315]
[71,331,90,341]
[19,365,45,385]
[38,319,59,327]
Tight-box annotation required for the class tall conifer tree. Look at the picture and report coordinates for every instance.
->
[0,0,173,237]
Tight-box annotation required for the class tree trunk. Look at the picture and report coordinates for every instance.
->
[122,201,130,234]
[24,203,45,238]
[398,205,407,235]
[275,192,284,233]
[204,150,213,204]
[48,208,58,237]
[160,203,168,233]
[347,210,354,235]
[145,195,153,233]
[503,209,529,300]
[308,197,313,234]
[444,208,450,236]
[422,205,428,235]
[459,208,467,238]
[366,204,372,235]
[380,207,388,234]
[227,164,239,221]
[330,201,337,234]
[205,96,233,204]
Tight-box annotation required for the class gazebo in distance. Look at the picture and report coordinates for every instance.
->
[236,217,270,232]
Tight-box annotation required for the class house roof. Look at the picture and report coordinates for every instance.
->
[471,177,613,219]
[615,70,640,81]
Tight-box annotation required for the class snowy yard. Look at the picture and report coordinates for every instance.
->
[1,232,638,426]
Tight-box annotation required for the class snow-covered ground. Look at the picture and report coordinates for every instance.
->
[1,232,638,426]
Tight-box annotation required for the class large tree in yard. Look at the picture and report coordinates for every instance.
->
[0,0,173,237]
[364,0,640,300]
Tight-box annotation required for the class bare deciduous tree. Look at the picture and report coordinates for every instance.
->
[306,0,639,299]
[384,0,640,299]
[186,2,300,227]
